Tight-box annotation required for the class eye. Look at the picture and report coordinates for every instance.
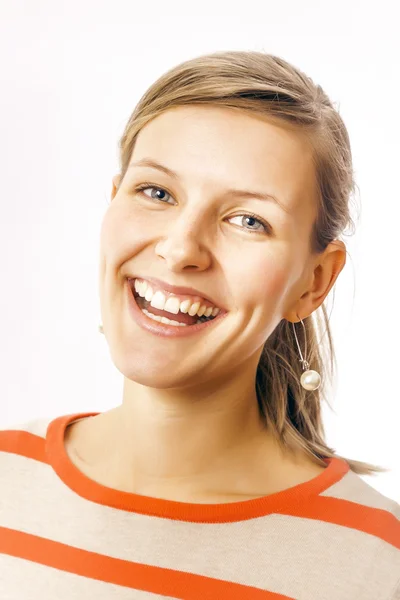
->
[227,213,272,235]
[135,183,173,204]
[134,184,272,235]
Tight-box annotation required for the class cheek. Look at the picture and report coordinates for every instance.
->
[255,271,289,321]
[232,251,291,308]
[260,270,288,300]
[100,203,149,256]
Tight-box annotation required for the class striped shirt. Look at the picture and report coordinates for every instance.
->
[0,411,399,599]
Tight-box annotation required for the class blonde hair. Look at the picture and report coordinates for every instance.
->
[114,50,388,476]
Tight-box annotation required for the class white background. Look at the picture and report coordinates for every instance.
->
[0,0,398,501]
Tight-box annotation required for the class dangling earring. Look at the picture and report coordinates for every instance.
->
[98,324,104,335]
[292,317,321,391]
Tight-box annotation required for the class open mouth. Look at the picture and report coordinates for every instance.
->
[133,290,217,326]
[127,277,228,334]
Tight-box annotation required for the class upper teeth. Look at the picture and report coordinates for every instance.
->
[133,279,221,319]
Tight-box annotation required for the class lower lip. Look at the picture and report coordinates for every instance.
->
[126,280,228,338]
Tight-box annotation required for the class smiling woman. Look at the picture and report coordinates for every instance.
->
[1,50,399,600]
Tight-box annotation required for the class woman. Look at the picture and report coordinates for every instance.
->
[1,50,399,599]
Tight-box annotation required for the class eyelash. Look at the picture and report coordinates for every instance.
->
[134,183,272,235]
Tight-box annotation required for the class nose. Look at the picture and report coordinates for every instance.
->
[154,214,212,272]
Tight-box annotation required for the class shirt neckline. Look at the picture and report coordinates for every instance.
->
[46,411,350,523]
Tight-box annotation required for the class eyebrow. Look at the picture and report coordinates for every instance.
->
[128,158,290,213]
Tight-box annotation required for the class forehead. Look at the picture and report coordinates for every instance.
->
[132,105,318,215]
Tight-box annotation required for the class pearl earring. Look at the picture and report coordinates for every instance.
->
[292,317,321,391]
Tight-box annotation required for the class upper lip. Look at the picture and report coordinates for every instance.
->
[127,276,227,311]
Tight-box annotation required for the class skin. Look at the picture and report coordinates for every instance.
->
[65,105,346,503]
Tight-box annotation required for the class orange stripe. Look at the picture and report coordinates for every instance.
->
[0,430,47,463]
[0,527,293,599]
[281,495,400,549]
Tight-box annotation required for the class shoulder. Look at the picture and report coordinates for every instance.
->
[323,464,399,518]
[0,414,54,471]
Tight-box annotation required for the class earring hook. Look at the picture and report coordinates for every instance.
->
[292,318,310,371]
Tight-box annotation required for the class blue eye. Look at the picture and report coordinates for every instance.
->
[228,213,271,234]
[134,184,272,235]
[136,184,173,204]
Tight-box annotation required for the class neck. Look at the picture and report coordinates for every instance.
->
[66,370,323,502]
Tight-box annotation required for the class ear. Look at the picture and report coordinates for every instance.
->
[285,240,347,322]
[111,174,122,201]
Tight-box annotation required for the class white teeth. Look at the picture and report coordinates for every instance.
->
[133,279,221,319]
[164,296,181,315]
[179,299,191,314]
[141,308,188,326]
[188,301,200,317]
[140,307,209,327]
[197,305,207,317]
[144,285,153,302]
[150,290,168,311]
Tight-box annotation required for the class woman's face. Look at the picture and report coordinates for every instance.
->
[99,105,319,388]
